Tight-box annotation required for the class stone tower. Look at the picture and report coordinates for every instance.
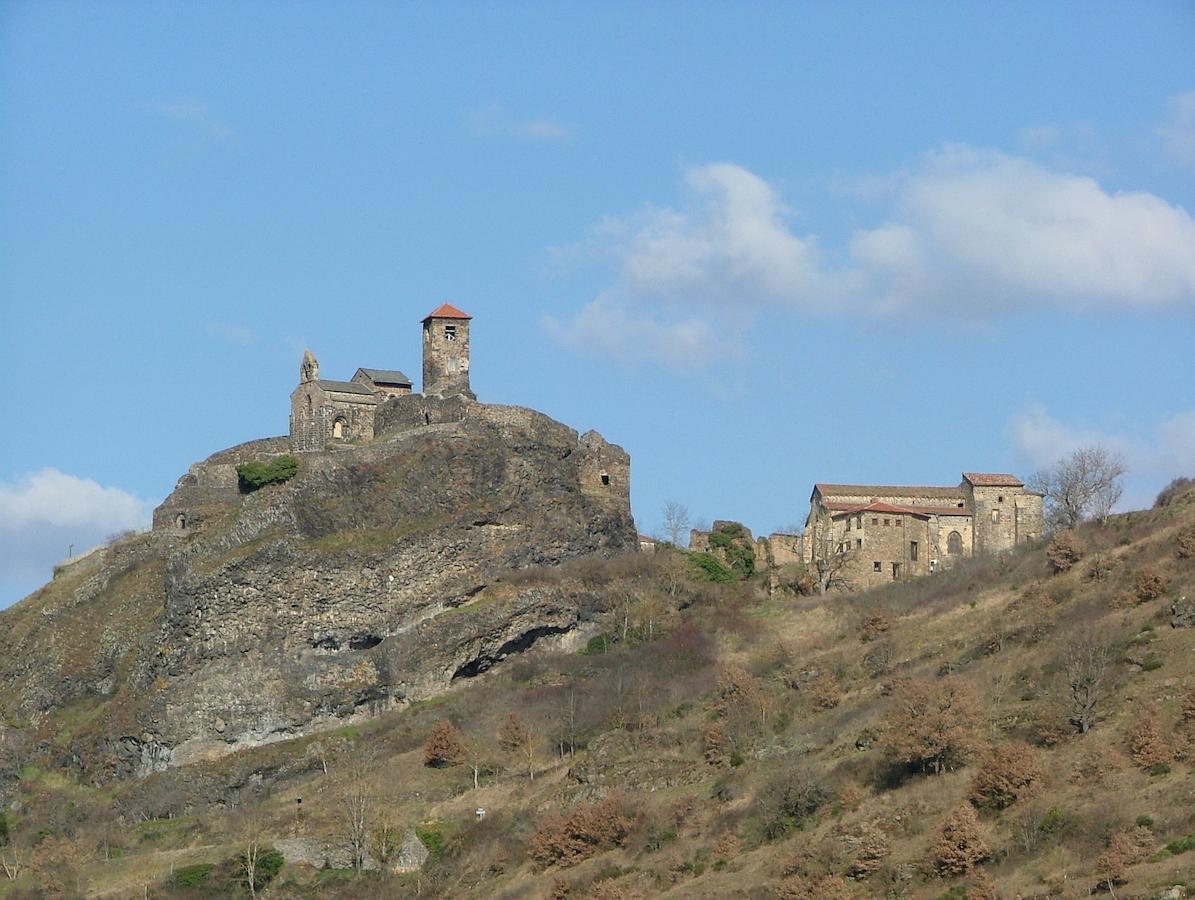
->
[422,303,475,400]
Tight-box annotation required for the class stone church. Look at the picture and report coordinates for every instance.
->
[805,472,1045,589]
[289,303,473,452]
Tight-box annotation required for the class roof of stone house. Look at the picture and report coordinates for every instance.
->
[825,500,972,518]
[355,368,412,386]
[826,501,932,519]
[814,483,966,500]
[962,472,1025,487]
[422,302,472,322]
[315,379,377,397]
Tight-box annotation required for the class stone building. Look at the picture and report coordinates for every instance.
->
[805,472,1044,590]
[289,304,472,452]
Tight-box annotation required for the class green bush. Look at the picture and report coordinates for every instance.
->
[416,824,446,862]
[236,455,298,492]
[687,552,736,583]
[1165,835,1194,855]
[708,525,756,578]
[171,863,213,888]
[1148,762,1172,777]
[241,848,285,891]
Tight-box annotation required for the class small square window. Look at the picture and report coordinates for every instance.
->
[872,517,879,526]
[444,324,457,341]
[873,561,882,572]
[883,518,890,526]
[895,518,903,528]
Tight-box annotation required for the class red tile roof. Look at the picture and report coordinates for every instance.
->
[422,302,472,322]
[962,472,1024,487]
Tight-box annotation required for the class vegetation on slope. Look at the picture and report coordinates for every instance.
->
[2,483,1194,898]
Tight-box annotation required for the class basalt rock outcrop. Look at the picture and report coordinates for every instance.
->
[0,399,634,782]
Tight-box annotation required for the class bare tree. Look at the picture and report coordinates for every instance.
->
[1,845,25,882]
[1062,635,1113,733]
[342,772,371,872]
[236,809,266,900]
[807,507,853,595]
[662,501,691,547]
[1029,445,1127,529]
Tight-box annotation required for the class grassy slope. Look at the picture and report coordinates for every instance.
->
[3,493,1195,899]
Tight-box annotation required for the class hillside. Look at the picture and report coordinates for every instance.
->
[0,399,634,786]
[1,480,1194,898]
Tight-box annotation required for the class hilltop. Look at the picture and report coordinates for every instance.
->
[1,470,1192,897]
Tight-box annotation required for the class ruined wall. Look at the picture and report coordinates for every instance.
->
[152,436,290,531]
[929,513,974,566]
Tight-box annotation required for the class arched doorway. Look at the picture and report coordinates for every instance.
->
[947,531,963,555]
[333,417,346,439]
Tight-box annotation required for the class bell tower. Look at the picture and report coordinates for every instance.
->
[421,303,475,400]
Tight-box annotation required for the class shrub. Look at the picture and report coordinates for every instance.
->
[0,812,7,846]
[1155,476,1195,507]
[1177,526,1195,559]
[529,795,633,868]
[1046,531,1084,574]
[806,672,841,711]
[756,766,830,841]
[967,869,1000,900]
[1094,826,1152,885]
[241,848,284,892]
[859,614,890,642]
[969,743,1044,810]
[842,820,890,879]
[882,676,984,775]
[416,824,447,862]
[1166,834,1195,855]
[236,455,298,492]
[1182,686,1195,724]
[423,720,466,768]
[1133,570,1169,604]
[686,552,736,583]
[707,523,756,578]
[930,805,990,877]
[170,863,213,888]
[1125,708,1172,769]
[774,873,851,900]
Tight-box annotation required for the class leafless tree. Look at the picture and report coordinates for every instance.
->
[1,845,26,882]
[1062,635,1114,733]
[236,809,266,900]
[1029,444,1127,529]
[662,501,691,547]
[342,771,371,872]
[807,507,853,595]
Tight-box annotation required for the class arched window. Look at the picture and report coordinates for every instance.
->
[947,531,963,555]
[332,417,346,439]
[306,394,313,414]
[175,513,187,530]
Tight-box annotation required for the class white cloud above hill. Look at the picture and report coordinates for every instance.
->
[0,469,149,601]
[551,148,1195,367]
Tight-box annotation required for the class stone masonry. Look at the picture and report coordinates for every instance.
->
[806,472,1044,590]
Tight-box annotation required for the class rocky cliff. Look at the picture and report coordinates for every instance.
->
[0,399,635,782]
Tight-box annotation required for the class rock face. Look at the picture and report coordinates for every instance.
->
[0,398,635,780]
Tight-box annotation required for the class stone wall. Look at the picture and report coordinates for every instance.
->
[290,383,376,452]
[422,316,474,399]
[152,436,290,531]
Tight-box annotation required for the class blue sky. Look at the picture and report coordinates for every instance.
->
[3,2,1194,607]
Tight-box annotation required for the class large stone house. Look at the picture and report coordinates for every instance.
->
[289,304,472,451]
[805,473,1044,589]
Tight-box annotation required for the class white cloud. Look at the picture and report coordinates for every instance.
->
[470,105,571,141]
[1008,405,1195,510]
[154,100,231,139]
[1158,89,1195,167]
[549,150,1195,368]
[857,145,1195,312]
[543,293,733,372]
[1010,404,1195,475]
[0,469,150,590]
